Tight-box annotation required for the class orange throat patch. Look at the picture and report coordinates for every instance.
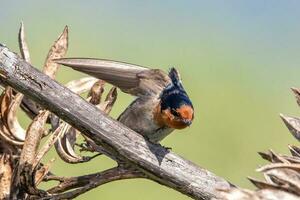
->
[153,104,193,129]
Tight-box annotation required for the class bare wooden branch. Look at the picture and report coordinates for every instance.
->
[0,45,232,200]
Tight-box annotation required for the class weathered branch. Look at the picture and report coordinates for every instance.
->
[0,45,232,199]
[44,167,145,199]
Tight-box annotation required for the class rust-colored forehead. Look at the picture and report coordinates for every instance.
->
[176,105,194,120]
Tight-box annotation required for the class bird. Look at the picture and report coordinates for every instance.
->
[54,58,194,143]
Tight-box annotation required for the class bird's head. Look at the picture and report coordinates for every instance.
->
[157,68,194,129]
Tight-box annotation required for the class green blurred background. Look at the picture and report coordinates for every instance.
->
[1,1,300,199]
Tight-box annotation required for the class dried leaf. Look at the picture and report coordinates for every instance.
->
[218,188,257,200]
[88,80,105,105]
[20,110,50,165]
[280,114,300,141]
[65,77,98,94]
[0,127,23,146]
[1,88,13,122]
[35,158,55,186]
[281,156,300,164]
[53,77,103,163]
[33,123,64,168]
[264,169,300,195]
[43,26,68,79]
[248,177,280,190]
[6,93,26,141]
[18,22,31,63]
[257,163,300,172]
[0,116,24,146]
[102,87,117,114]
[54,124,96,163]
[289,145,300,158]
[0,88,25,145]
[0,154,12,199]
[256,189,299,200]
[219,187,300,200]
[291,87,300,107]
[15,111,50,196]
[258,150,289,164]
[20,97,41,120]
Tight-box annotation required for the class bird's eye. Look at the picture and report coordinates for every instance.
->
[171,109,180,117]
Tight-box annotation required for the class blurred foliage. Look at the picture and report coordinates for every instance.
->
[1,1,300,199]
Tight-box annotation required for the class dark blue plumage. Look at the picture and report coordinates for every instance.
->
[160,68,193,111]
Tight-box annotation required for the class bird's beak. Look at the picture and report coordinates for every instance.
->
[182,119,192,126]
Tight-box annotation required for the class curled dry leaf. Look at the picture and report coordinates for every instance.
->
[6,93,26,141]
[0,88,24,145]
[0,122,23,146]
[62,128,101,163]
[43,26,68,79]
[54,123,95,163]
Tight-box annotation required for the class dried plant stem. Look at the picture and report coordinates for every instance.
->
[46,167,144,196]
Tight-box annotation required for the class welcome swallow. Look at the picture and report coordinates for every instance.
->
[55,58,194,143]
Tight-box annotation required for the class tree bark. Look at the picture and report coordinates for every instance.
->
[0,44,232,200]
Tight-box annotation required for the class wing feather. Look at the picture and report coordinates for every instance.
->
[55,58,171,96]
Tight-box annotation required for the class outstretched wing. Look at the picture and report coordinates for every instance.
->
[54,58,171,96]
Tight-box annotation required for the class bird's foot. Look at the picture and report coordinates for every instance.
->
[163,146,172,151]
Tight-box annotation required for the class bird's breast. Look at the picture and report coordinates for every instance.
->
[117,97,173,142]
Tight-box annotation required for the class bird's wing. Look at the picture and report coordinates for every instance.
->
[54,58,171,96]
